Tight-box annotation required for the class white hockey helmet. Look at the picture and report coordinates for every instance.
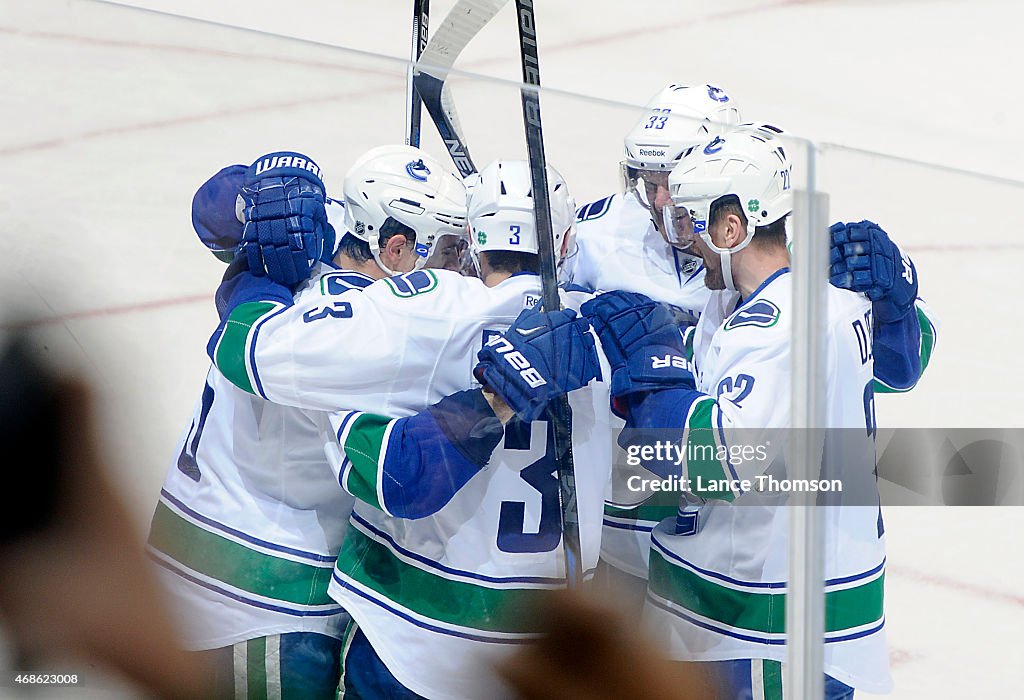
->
[664,123,793,291]
[622,83,742,181]
[343,144,468,275]
[467,159,576,270]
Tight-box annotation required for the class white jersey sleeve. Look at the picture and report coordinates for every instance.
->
[212,269,528,414]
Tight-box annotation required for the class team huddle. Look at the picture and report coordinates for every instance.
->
[148,84,938,699]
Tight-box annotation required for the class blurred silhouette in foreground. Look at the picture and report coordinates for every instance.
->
[498,589,714,700]
[0,333,210,698]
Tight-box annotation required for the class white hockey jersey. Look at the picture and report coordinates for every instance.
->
[148,266,374,649]
[642,268,892,693]
[570,191,939,582]
[212,270,613,700]
[566,190,710,309]
[567,191,711,579]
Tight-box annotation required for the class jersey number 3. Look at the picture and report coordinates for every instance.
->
[496,418,561,554]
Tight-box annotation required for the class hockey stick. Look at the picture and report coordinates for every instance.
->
[514,0,583,587]
[413,0,509,176]
[405,0,430,146]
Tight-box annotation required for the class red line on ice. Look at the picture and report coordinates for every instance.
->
[888,565,1024,609]
[6,294,212,329]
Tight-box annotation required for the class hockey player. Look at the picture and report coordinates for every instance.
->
[504,128,893,696]
[208,159,613,699]
[570,84,938,589]
[148,145,467,699]
[565,83,739,309]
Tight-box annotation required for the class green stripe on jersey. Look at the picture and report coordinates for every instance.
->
[604,489,681,524]
[336,524,557,635]
[340,413,393,512]
[685,398,734,502]
[648,548,884,635]
[246,636,267,698]
[148,501,334,606]
[917,304,936,373]
[214,301,279,395]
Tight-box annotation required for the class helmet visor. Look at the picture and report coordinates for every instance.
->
[661,201,707,251]
[423,232,470,272]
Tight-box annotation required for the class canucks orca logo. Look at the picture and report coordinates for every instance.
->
[406,159,430,181]
[707,85,729,103]
[725,300,781,331]
[704,136,725,155]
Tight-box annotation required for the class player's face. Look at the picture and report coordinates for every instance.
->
[661,202,701,252]
[641,171,677,243]
[695,221,725,290]
[424,234,470,273]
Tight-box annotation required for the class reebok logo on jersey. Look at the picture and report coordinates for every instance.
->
[254,155,323,180]
[485,335,547,388]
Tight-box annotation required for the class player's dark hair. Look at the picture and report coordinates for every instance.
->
[337,232,373,264]
[481,250,539,274]
[379,217,417,246]
[709,195,788,252]
[341,218,417,264]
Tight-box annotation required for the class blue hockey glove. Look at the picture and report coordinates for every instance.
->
[192,164,246,263]
[240,151,329,287]
[830,220,918,323]
[581,290,695,402]
[474,307,601,422]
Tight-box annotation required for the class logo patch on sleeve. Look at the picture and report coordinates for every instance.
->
[724,300,781,331]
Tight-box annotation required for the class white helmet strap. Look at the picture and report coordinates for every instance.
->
[700,226,754,292]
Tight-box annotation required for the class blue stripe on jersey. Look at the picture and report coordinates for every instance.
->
[150,552,344,618]
[335,411,360,442]
[160,490,336,564]
[602,519,656,533]
[651,536,885,590]
[646,593,786,645]
[331,572,528,645]
[350,512,564,586]
[647,593,885,646]
[249,305,289,400]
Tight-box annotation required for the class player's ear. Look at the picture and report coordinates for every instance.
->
[382,234,409,264]
[726,213,746,248]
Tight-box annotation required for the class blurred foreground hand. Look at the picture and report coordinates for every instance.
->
[498,589,714,700]
[0,335,211,699]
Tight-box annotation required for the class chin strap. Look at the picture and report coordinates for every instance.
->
[721,249,737,291]
[710,223,757,292]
